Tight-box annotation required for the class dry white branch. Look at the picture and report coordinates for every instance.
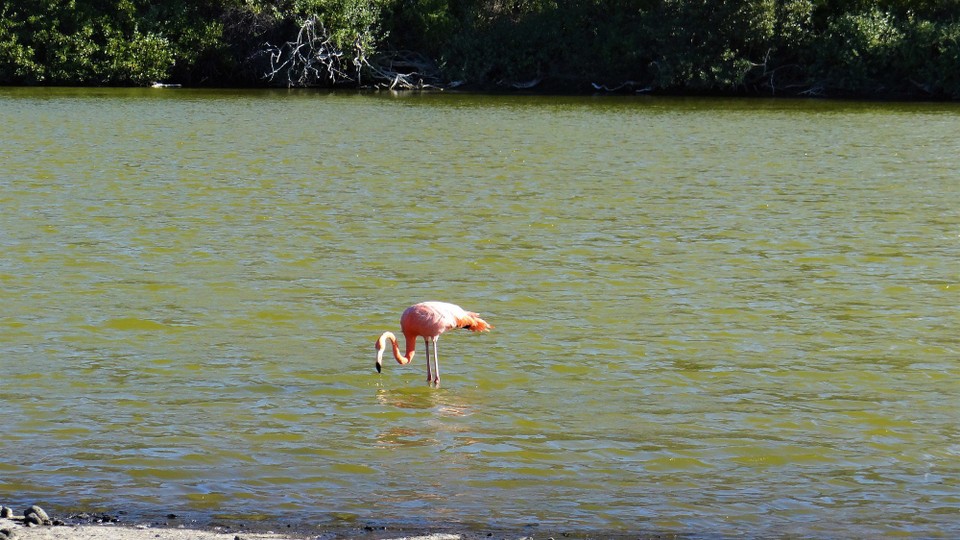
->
[261,17,444,90]
[263,15,354,87]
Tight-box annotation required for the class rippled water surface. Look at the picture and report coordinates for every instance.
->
[1,88,958,538]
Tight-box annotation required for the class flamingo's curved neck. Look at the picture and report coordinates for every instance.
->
[378,331,414,365]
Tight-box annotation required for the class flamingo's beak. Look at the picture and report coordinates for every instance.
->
[375,343,384,373]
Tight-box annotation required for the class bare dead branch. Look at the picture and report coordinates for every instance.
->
[260,16,444,90]
[262,15,354,87]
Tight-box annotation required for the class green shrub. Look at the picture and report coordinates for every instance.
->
[105,31,176,84]
[1,0,959,95]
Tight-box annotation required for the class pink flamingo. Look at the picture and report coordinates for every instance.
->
[375,301,492,386]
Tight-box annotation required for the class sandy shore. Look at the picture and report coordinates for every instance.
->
[1,518,298,540]
[0,506,532,540]
[0,517,470,540]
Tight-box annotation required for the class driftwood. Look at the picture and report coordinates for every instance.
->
[591,81,651,93]
[363,50,445,90]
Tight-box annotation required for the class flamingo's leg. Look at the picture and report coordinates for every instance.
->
[424,337,432,383]
[432,336,441,386]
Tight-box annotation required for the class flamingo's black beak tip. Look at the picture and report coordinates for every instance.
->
[375,362,381,373]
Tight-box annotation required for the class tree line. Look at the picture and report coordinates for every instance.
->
[2,0,960,98]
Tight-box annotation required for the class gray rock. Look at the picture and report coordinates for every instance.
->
[0,506,11,518]
[25,506,49,521]
[24,506,51,526]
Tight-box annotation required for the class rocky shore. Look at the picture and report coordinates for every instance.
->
[0,504,504,540]
[0,504,285,540]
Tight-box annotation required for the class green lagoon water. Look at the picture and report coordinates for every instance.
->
[1,88,958,537]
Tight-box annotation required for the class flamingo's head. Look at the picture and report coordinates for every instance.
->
[375,331,398,373]
[375,338,384,373]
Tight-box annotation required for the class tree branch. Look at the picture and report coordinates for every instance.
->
[260,16,444,90]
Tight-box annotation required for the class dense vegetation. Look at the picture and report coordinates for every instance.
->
[2,0,960,98]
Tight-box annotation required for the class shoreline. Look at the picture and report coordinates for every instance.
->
[4,84,959,103]
[0,507,616,540]
[1,523,468,540]
[0,516,515,540]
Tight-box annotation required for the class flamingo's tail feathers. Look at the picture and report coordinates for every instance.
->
[459,313,492,333]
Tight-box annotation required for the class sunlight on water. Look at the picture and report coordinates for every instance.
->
[1,88,959,537]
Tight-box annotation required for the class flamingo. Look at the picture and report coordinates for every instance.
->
[375,301,492,386]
